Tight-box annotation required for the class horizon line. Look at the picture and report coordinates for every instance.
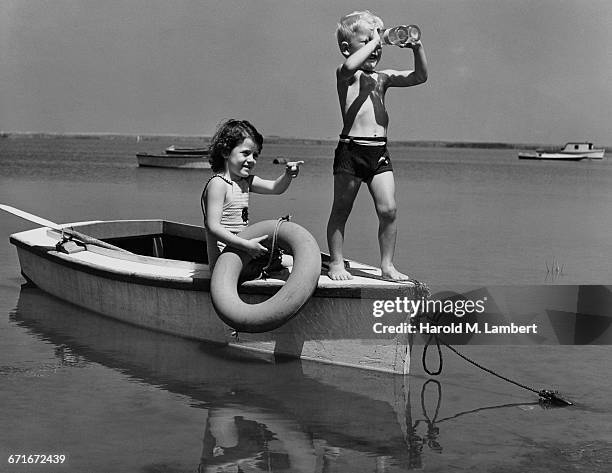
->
[1,131,609,151]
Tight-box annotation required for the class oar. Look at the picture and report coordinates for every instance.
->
[0,204,131,253]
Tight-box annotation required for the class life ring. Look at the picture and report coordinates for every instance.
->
[210,220,321,333]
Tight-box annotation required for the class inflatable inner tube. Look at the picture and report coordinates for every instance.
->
[210,220,321,333]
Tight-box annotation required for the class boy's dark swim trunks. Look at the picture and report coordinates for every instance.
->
[333,139,393,182]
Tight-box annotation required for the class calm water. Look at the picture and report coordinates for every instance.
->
[1,135,611,471]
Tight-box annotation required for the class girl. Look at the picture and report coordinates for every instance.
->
[201,119,303,269]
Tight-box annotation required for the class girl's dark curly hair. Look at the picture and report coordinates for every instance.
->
[208,119,264,173]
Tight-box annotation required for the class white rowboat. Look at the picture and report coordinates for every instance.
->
[9,218,427,374]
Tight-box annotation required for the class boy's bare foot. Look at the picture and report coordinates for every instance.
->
[381,264,411,281]
[327,262,353,280]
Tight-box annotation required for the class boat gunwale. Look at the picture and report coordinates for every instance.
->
[10,220,421,298]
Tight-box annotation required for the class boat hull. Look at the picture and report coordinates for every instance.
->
[518,151,605,161]
[136,152,211,169]
[10,220,426,374]
[165,145,209,155]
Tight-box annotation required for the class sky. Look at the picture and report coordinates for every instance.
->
[1,0,611,144]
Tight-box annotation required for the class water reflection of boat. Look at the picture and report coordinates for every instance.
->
[12,287,549,472]
[10,219,426,374]
[518,142,605,161]
[11,287,414,471]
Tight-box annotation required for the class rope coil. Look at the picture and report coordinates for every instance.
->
[418,312,573,406]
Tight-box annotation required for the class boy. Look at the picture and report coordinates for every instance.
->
[326,10,427,280]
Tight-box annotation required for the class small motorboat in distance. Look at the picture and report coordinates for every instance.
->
[518,142,605,161]
[136,151,211,169]
[136,144,210,169]
[165,145,209,155]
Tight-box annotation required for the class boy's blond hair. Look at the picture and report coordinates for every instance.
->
[336,10,384,49]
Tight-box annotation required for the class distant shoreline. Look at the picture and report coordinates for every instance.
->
[1,131,609,151]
